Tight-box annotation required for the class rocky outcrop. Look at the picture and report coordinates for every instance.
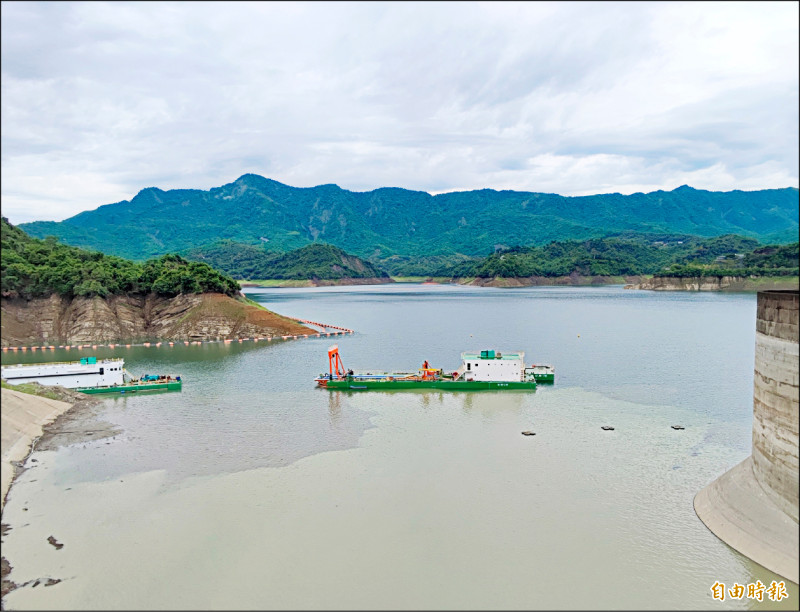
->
[0,293,312,346]
[241,277,394,288]
[308,277,394,286]
[464,274,647,288]
[628,276,800,291]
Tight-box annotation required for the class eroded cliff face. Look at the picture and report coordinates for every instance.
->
[1,293,312,346]
[241,277,394,288]
[628,276,800,291]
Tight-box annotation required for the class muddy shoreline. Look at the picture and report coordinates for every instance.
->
[1,386,111,608]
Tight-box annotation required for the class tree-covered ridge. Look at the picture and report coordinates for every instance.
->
[437,234,799,278]
[18,174,799,262]
[657,242,799,277]
[375,253,479,277]
[182,241,390,280]
[1,217,240,299]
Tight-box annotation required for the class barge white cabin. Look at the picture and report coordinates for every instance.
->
[457,350,533,382]
[1,357,126,389]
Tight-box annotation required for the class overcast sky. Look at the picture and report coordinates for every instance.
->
[2,1,798,225]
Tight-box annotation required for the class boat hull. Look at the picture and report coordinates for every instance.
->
[75,381,182,394]
[315,346,550,391]
[321,378,536,391]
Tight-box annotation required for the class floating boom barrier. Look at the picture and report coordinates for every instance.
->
[290,318,353,334]
[1,319,354,352]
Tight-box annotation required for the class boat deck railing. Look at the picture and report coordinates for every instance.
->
[349,371,417,378]
[78,377,180,388]
[1,357,124,369]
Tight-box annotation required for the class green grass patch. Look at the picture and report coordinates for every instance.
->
[237,295,268,309]
[1,380,61,400]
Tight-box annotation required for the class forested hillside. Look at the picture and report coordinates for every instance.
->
[438,234,799,279]
[657,241,799,277]
[19,175,799,263]
[1,217,240,299]
[181,241,390,280]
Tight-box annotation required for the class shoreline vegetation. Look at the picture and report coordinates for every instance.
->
[240,277,394,288]
[241,275,799,291]
[175,234,799,291]
[624,275,799,291]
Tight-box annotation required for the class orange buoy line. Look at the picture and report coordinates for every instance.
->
[291,318,354,334]
[1,323,354,353]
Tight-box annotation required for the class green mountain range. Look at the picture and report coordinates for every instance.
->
[182,241,389,280]
[19,175,799,267]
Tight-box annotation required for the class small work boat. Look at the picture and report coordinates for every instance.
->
[527,364,555,383]
[314,346,554,391]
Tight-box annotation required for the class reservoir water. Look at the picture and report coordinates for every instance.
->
[1,285,796,609]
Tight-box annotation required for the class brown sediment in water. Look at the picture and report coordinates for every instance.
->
[1,537,62,606]
[1,552,17,603]
[1,523,15,602]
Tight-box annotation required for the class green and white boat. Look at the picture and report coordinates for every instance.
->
[75,375,182,394]
[315,346,554,391]
[527,364,555,383]
[1,356,182,395]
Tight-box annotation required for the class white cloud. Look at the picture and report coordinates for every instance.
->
[1,0,797,224]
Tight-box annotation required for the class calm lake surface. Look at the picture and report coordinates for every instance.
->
[2,284,797,610]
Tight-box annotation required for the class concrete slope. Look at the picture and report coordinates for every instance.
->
[1,388,73,512]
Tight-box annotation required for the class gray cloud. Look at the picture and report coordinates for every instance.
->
[2,0,797,224]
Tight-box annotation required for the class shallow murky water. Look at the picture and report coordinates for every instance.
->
[2,286,796,609]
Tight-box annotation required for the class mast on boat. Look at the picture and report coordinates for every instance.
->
[328,345,346,380]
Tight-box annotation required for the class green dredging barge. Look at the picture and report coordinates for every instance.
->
[75,375,182,394]
[315,346,554,391]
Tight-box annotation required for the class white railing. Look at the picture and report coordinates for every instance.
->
[1,357,124,369]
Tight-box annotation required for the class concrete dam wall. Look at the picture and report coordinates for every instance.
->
[753,291,799,521]
[695,290,799,583]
